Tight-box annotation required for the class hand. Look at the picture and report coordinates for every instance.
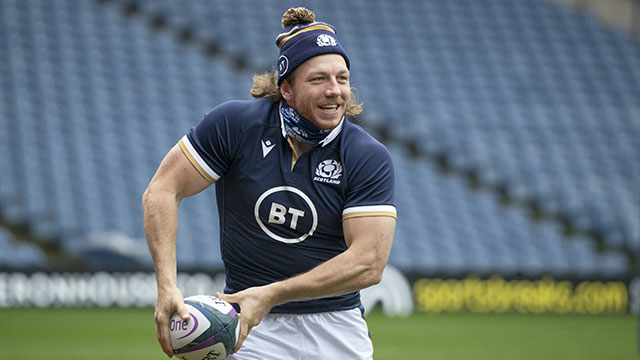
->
[216,286,276,354]
[154,286,190,357]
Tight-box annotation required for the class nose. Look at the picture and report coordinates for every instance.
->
[325,77,341,97]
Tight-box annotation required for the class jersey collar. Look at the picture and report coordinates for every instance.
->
[279,101,344,147]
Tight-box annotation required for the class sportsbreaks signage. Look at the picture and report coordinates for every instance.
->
[0,269,637,315]
[414,276,631,314]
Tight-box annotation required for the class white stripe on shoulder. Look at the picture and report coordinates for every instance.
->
[342,205,397,218]
[179,135,221,182]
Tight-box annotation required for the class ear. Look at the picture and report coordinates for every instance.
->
[280,80,293,102]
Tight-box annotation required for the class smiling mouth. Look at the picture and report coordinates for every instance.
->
[318,104,340,112]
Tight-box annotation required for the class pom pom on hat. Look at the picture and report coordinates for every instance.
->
[281,7,315,28]
[275,7,350,85]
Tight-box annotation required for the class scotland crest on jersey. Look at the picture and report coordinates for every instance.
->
[314,159,342,185]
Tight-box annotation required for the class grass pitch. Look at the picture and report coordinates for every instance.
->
[0,308,636,359]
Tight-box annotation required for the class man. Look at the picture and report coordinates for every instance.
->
[143,7,396,359]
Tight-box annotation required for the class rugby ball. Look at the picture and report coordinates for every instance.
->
[169,295,240,360]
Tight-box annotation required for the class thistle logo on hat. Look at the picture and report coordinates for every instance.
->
[275,7,350,85]
[316,34,337,47]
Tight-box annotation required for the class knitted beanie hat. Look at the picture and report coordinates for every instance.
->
[275,7,350,85]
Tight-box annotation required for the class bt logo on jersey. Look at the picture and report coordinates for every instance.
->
[268,203,305,230]
[254,186,318,244]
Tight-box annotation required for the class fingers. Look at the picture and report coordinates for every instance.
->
[232,314,249,354]
[155,291,188,357]
[217,292,245,354]
[155,310,174,357]
[216,289,272,355]
[215,291,235,304]
[156,302,190,357]
[177,303,191,321]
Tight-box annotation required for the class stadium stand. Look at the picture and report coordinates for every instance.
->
[391,144,629,277]
[0,0,637,276]
[0,227,47,269]
[0,0,251,268]
[106,0,640,256]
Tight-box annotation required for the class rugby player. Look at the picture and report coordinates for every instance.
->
[143,7,396,359]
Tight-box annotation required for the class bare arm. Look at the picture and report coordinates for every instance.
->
[218,215,396,353]
[142,143,211,357]
[266,215,395,301]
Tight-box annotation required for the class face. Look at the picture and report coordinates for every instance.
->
[280,54,351,130]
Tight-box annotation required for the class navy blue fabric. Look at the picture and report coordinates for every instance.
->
[185,99,395,313]
[276,22,350,85]
[280,100,332,144]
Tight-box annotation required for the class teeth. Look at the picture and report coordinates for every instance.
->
[320,105,338,110]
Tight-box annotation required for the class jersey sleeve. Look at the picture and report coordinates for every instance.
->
[178,102,238,183]
[342,142,397,220]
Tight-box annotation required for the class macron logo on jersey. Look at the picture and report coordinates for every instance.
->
[314,159,342,185]
[262,139,275,158]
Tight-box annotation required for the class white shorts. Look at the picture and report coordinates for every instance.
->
[227,308,373,360]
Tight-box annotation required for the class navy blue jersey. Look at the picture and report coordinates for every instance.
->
[179,98,396,313]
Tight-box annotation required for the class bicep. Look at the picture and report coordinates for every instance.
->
[342,216,396,260]
[147,143,212,199]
